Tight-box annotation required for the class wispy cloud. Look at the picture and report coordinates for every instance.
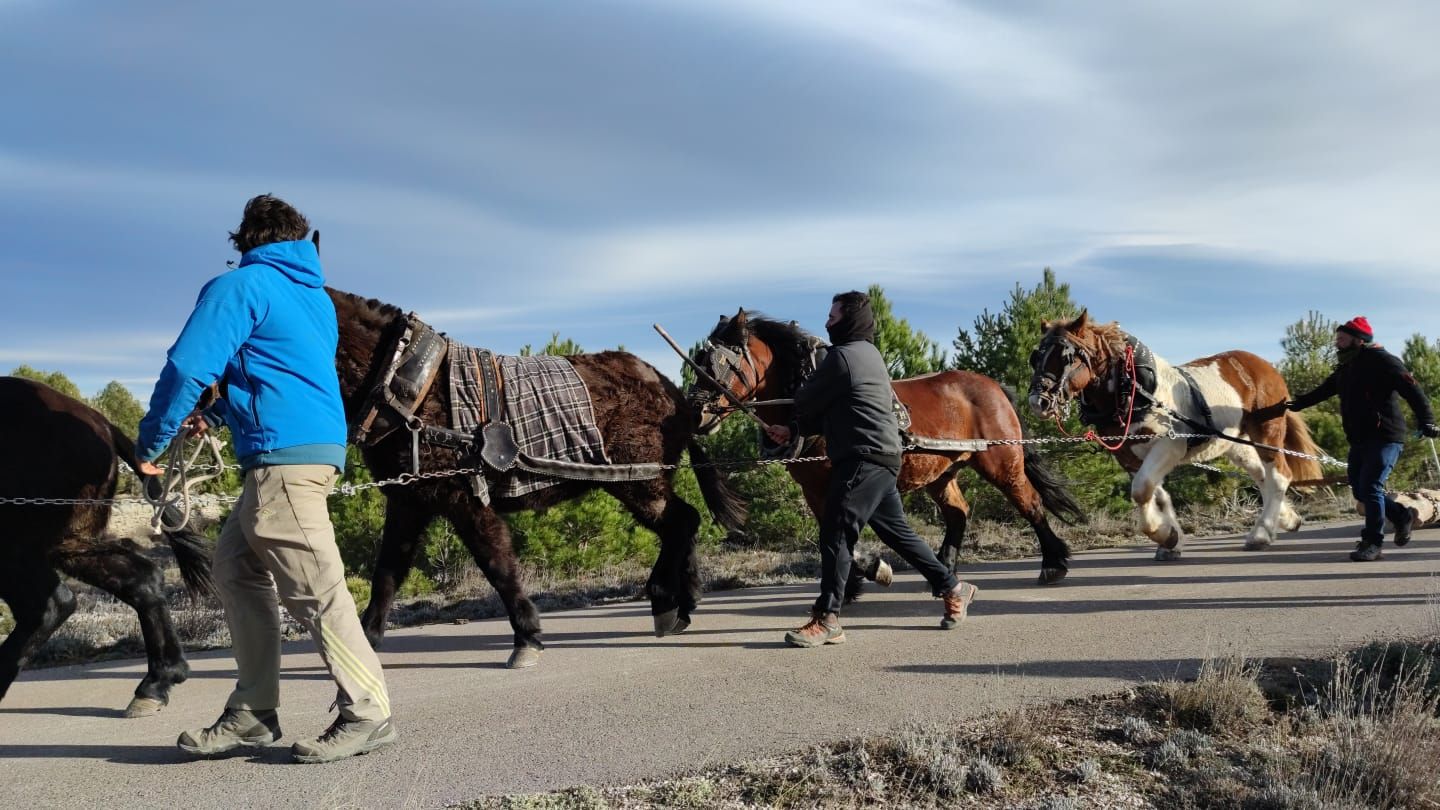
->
[3,0,1439,394]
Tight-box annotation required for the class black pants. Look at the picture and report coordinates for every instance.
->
[814,457,959,615]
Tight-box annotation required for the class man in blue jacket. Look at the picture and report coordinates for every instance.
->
[1289,316,1439,561]
[766,291,978,647]
[137,195,394,763]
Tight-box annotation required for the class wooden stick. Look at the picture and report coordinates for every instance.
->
[652,323,771,431]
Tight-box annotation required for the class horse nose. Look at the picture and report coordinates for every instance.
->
[1027,392,1048,416]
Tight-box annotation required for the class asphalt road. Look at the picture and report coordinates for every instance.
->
[2,520,1436,809]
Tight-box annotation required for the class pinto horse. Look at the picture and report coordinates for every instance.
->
[0,376,215,716]
[687,310,1084,585]
[1027,311,1323,559]
[328,289,747,668]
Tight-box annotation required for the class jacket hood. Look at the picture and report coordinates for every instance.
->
[238,240,324,288]
[826,299,876,345]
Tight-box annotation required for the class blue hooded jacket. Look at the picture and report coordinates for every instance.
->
[137,240,347,471]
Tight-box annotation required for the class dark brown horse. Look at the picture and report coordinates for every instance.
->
[688,310,1083,585]
[328,289,746,668]
[0,377,215,716]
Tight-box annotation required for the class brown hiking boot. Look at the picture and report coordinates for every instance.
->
[784,612,845,648]
[941,582,979,629]
[177,707,282,757]
[291,716,398,764]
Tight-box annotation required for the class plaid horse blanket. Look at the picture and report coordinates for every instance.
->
[447,342,611,498]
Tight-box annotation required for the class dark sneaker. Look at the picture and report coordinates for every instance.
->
[292,716,398,764]
[941,582,979,629]
[1392,510,1415,547]
[177,708,282,757]
[1349,543,1384,562]
[785,612,845,648]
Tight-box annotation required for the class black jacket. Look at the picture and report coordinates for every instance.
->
[1290,345,1434,443]
[793,340,903,469]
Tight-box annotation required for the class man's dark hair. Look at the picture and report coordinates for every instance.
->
[832,290,870,316]
[229,194,311,254]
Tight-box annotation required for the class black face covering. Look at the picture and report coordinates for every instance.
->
[826,300,876,345]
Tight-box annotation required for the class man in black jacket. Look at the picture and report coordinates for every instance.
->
[1289,316,1440,561]
[766,291,978,647]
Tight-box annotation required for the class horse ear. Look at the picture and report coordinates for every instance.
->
[1040,319,1052,333]
[734,308,748,327]
[311,230,321,254]
[1072,310,1089,330]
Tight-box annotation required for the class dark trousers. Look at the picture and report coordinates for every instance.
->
[814,457,959,615]
[1348,440,1405,544]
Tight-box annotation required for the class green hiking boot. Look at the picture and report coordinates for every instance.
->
[785,612,845,648]
[291,716,398,764]
[177,708,282,757]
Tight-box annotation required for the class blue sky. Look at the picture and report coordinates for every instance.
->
[3,1,1438,399]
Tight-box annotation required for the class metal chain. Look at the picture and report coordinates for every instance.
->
[0,428,1353,508]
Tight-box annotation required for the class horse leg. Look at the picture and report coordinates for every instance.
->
[449,505,543,668]
[1228,446,1292,549]
[361,491,435,649]
[607,479,702,637]
[925,474,970,575]
[0,563,73,703]
[56,539,189,716]
[1132,441,1188,560]
[971,445,1071,584]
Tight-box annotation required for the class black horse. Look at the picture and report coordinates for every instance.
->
[329,289,747,668]
[0,376,215,716]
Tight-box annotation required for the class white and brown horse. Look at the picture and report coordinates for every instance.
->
[1027,312,1323,559]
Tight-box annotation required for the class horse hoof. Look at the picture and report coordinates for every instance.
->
[506,647,542,669]
[1243,537,1272,551]
[124,696,166,718]
[1154,547,1183,562]
[653,608,681,637]
[1037,567,1068,585]
[870,559,893,587]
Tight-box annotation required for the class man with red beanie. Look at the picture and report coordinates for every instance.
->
[1289,316,1439,560]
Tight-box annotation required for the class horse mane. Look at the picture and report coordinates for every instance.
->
[709,312,815,385]
[326,288,409,414]
[1062,316,1129,367]
[328,287,404,330]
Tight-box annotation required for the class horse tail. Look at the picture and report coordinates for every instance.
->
[1022,448,1087,525]
[109,424,218,601]
[687,440,748,532]
[1282,410,1325,487]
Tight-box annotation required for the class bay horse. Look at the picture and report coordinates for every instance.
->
[687,310,1084,585]
[328,289,747,668]
[1027,311,1323,559]
[0,376,215,717]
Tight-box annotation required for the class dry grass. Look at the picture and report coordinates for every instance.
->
[1259,644,1440,809]
[462,632,1440,810]
[1147,654,1270,736]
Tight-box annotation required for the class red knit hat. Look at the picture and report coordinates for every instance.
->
[1338,316,1373,342]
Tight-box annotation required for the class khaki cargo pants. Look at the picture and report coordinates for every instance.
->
[214,465,390,722]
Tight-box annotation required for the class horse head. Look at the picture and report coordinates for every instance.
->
[1027,310,1105,419]
[687,309,768,434]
